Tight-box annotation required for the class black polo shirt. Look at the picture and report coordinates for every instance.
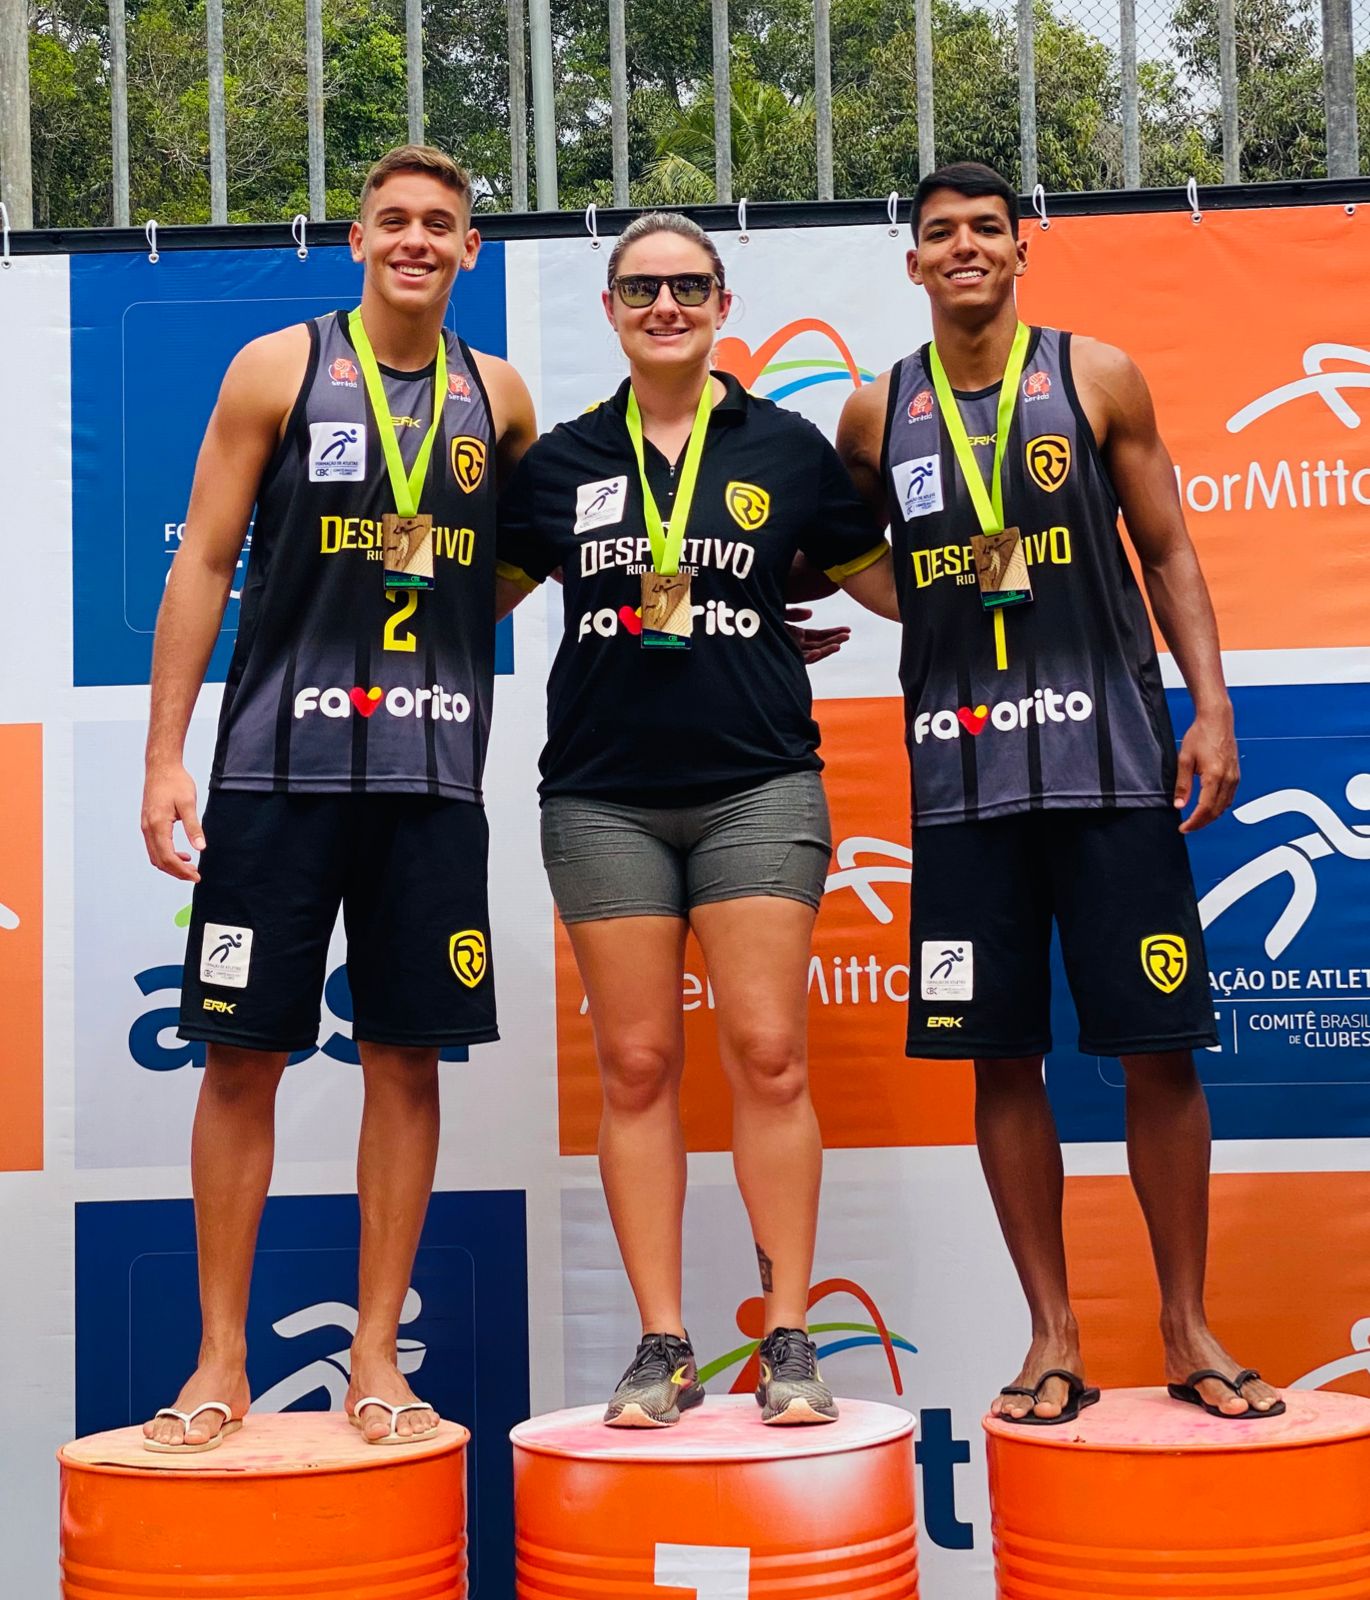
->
[497,373,887,804]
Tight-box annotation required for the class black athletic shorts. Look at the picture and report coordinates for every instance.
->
[907,806,1218,1060]
[179,791,498,1053]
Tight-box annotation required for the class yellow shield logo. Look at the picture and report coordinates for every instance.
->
[725,481,770,532]
[1141,934,1187,995]
[1026,434,1071,493]
[449,929,488,989]
[451,436,487,494]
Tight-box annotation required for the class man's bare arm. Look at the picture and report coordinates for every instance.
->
[836,373,892,529]
[1077,339,1238,832]
[141,327,305,879]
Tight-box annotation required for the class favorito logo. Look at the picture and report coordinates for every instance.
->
[293,684,471,722]
[577,601,760,642]
[912,687,1094,744]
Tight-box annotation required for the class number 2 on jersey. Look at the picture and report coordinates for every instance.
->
[384,589,418,652]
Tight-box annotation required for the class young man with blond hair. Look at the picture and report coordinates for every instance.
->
[140,145,536,1449]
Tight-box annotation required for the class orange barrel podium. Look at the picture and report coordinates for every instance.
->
[511,1394,918,1598]
[59,1413,470,1598]
[985,1386,1370,1597]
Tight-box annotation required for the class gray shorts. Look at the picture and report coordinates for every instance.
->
[541,771,833,923]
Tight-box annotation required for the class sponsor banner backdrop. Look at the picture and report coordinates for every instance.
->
[1,204,1367,1599]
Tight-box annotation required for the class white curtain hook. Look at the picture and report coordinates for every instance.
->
[144,219,160,263]
[887,190,901,237]
[585,202,601,250]
[1031,184,1050,230]
[737,197,749,244]
[0,202,10,270]
[291,214,309,260]
[1186,177,1202,224]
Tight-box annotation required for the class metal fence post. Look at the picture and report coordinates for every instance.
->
[609,0,628,206]
[406,0,424,144]
[306,0,325,218]
[712,0,732,203]
[507,0,528,212]
[1120,0,1139,189]
[916,0,935,176]
[1017,0,1037,190]
[207,0,227,222]
[0,0,31,228]
[816,0,833,201]
[110,0,129,225]
[528,0,558,208]
[1322,0,1359,177]
[1219,0,1239,183]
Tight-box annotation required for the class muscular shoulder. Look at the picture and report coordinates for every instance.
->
[469,346,537,449]
[1069,335,1151,421]
[216,323,310,436]
[837,369,892,467]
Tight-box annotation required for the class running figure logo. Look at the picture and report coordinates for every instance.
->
[320,427,359,462]
[252,1288,427,1411]
[207,930,242,963]
[930,948,964,983]
[1198,775,1370,959]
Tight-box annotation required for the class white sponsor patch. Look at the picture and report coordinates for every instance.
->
[574,474,628,533]
[892,454,943,519]
[201,923,254,989]
[921,939,973,1001]
[309,422,367,481]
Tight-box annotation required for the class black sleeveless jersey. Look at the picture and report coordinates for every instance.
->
[211,311,496,800]
[883,326,1175,826]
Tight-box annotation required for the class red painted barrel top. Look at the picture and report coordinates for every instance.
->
[983,1384,1370,1451]
[511,1393,915,1459]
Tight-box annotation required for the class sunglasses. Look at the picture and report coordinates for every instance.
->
[612,272,719,308]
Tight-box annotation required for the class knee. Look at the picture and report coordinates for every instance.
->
[728,1030,808,1108]
[202,1046,286,1108]
[599,1041,680,1114]
[973,1056,1045,1098]
[1122,1050,1201,1091]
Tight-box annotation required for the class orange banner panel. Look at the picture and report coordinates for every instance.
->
[0,724,43,1171]
[1019,205,1370,652]
[555,697,976,1154]
[1066,1170,1370,1393]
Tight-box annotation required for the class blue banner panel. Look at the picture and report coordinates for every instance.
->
[76,1189,529,1597]
[1050,682,1370,1141]
[70,244,510,686]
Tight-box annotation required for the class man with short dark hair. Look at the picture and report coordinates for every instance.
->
[838,161,1282,1423]
[139,145,537,1449]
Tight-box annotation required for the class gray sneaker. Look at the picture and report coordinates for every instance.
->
[755,1327,839,1424]
[604,1332,706,1427]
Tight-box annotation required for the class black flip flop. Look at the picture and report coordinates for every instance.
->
[998,1367,1101,1427]
[1167,1367,1287,1420]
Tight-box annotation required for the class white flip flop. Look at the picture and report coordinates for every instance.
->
[348,1396,440,1446]
[143,1401,244,1453]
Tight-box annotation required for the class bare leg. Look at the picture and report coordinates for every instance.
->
[974,1057,1083,1420]
[143,1044,287,1446]
[691,897,821,1333]
[347,1042,443,1441]
[1123,1050,1280,1415]
[567,915,689,1336]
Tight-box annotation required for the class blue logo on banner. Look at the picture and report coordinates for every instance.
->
[70,244,512,686]
[75,1191,530,1597]
[1049,683,1370,1141]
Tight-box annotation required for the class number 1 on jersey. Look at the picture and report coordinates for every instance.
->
[384,589,418,652]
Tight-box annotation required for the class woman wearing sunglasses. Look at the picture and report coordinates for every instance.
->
[496,212,897,1427]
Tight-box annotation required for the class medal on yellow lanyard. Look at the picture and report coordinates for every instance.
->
[624,380,714,650]
[928,321,1032,670]
[348,308,448,592]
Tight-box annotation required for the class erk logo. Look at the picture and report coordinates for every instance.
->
[451,436,487,494]
[1026,434,1071,493]
[927,1016,964,1028]
[725,481,770,532]
[449,929,488,989]
[202,997,237,1015]
[1141,933,1188,994]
